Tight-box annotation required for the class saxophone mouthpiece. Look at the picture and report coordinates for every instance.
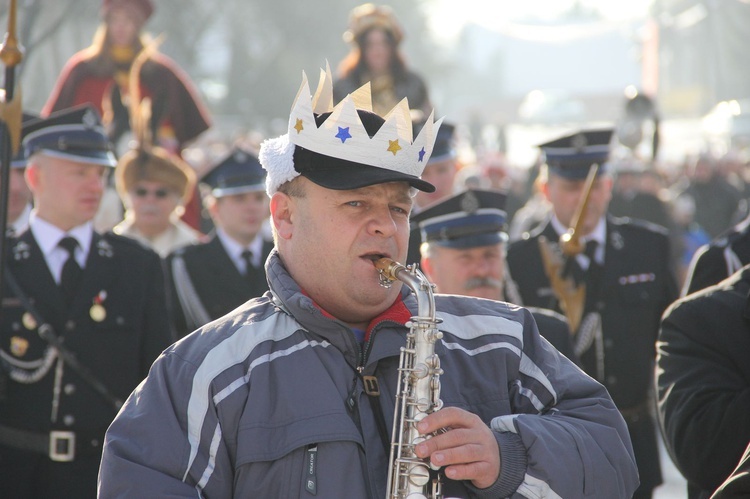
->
[374,257,404,288]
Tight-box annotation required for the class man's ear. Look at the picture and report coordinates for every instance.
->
[25,162,40,191]
[540,179,551,201]
[270,192,294,240]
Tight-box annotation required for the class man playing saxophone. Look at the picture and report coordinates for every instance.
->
[507,130,678,499]
[98,69,638,498]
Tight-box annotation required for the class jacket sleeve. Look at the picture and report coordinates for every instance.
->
[99,350,233,498]
[656,293,750,491]
[486,307,639,498]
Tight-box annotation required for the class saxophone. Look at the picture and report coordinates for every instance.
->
[374,258,445,499]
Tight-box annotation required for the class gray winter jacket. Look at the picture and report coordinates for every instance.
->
[99,251,638,498]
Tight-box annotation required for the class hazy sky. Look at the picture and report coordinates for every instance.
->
[428,0,656,37]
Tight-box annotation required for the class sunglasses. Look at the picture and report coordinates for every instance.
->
[134,187,171,199]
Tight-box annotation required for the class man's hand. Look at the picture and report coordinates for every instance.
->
[414,406,501,489]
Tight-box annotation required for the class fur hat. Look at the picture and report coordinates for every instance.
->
[343,3,404,45]
[101,0,154,25]
[115,147,196,204]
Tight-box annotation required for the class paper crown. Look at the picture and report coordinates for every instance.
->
[259,63,443,195]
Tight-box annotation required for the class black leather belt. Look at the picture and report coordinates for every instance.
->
[0,424,103,462]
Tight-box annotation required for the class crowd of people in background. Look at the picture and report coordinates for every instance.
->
[1,1,749,498]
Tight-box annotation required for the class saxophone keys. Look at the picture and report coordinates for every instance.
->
[407,463,431,488]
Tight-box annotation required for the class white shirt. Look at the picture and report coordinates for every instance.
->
[550,215,606,270]
[216,229,264,274]
[29,212,93,284]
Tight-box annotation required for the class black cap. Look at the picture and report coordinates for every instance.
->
[540,129,614,180]
[201,146,266,198]
[294,109,436,193]
[22,105,116,167]
[411,189,508,251]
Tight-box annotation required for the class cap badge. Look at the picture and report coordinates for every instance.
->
[460,191,480,213]
[82,108,99,129]
[571,133,588,152]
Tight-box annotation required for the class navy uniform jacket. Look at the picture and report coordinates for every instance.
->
[507,214,678,491]
[0,230,172,495]
[165,235,274,338]
[682,214,750,296]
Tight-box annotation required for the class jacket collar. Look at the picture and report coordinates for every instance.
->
[265,250,413,356]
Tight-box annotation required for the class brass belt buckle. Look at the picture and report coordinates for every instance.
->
[49,430,75,462]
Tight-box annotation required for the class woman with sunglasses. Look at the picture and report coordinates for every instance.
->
[112,147,203,257]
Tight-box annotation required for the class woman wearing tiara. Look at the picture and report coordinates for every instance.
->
[333,3,433,117]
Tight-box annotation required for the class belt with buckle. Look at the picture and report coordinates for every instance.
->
[0,424,102,462]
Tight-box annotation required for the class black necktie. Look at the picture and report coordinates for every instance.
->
[241,250,256,282]
[59,236,82,304]
[584,240,598,269]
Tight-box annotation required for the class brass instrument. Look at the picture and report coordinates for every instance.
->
[538,164,598,332]
[375,258,444,499]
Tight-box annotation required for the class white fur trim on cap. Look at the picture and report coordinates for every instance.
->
[259,134,298,195]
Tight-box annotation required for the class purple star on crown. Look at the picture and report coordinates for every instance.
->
[335,127,352,143]
[418,147,426,162]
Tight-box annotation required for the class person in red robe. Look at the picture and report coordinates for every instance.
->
[43,0,211,230]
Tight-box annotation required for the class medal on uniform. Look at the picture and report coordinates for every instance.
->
[10,336,29,357]
[90,290,107,322]
[21,312,37,330]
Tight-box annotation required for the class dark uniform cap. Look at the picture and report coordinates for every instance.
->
[3,112,40,168]
[22,105,116,167]
[425,122,456,164]
[201,146,266,198]
[540,128,614,180]
[412,189,508,250]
